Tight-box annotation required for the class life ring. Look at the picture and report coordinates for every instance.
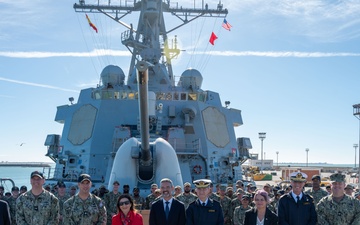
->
[193,165,202,174]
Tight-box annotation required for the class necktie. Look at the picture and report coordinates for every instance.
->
[296,196,300,203]
[165,201,170,220]
[202,202,206,206]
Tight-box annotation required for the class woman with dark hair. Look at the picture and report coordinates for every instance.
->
[112,194,144,225]
[244,190,278,225]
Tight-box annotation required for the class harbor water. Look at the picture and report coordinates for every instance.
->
[0,163,356,192]
[0,165,55,192]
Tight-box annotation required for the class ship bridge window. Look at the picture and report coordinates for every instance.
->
[120,91,127,99]
[198,92,207,102]
[94,91,101,100]
[114,92,119,99]
[180,93,187,100]
[157,93,166,100]
[102,91,113,99]
[166,93,172,100]
[128,92,135,99]
[188,93,197,101]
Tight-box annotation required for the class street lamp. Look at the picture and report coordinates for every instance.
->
[353,103,360,188]
[259,132,266,171]
[276,151,279,167]
[354,144,358,168]
[306,148,309,167]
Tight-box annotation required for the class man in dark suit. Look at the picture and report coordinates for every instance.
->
[149,178,186,225]
[186,179,224,225]
[0,200,11,225]
[278,172,317,225]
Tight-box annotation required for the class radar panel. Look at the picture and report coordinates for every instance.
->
[202,107,230,147]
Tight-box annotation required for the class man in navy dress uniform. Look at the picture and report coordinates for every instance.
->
[186,179,224,225]
[278,171,317,225]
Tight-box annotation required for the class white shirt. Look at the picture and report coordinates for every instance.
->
[291,191,303,202]
[163,198,173,210]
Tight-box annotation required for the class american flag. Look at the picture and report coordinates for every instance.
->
[222,19,232,31]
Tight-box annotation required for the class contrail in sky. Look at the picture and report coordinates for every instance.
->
[0,77,79,93]
[0,50,359,58]
[191,51,360,57]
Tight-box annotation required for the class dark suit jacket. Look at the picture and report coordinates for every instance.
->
[149,198,186,225]
[244,207,278,225]
[278,192,317,225]
[0,200,11,225]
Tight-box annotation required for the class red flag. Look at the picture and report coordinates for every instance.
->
[222,19,232,31]
[86,14,98,33]
[209,32,218,45]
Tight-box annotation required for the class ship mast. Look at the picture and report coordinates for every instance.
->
[74,0,228,81]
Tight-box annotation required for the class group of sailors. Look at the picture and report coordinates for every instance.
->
[1,171,360,225]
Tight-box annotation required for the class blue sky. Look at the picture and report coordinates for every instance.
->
[1,0,360,165]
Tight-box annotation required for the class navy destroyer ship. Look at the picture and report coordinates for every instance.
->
[44,0,252,196]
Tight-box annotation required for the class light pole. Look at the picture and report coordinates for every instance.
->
[306,148,309,167]
[259,132,266,172]
[354,144,358,168]
[276,151,279,168]
[353,104,360,188]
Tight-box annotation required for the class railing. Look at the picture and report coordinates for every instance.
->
[168,138,201,155]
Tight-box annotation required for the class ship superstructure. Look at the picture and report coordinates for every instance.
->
[45,0,252,194]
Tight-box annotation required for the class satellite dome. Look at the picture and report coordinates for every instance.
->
[178,68,203,90]
[100,65,125,86]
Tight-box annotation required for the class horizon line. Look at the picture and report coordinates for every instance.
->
[0,49,360,58]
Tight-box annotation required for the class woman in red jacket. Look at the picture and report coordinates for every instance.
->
[112,194,144,225]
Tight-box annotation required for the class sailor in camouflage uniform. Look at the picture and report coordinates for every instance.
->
[304,175,328,205]
[104,180,121,225]
[6,186,19,225]
[225,187,236,199]
[145,183,158,209]
[230,189,244,221]
[176,182,197,209]
[63,174,106,225]
[233,194,252,225]
[55,181,70,225]
[317,173,360,225]
[16,171,59,225]
[208,183,220,201]
[218,185,232,225]
[132,187,145,210]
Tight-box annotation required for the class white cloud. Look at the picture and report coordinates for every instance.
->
[0,77,79,93]
[0,49,130,58]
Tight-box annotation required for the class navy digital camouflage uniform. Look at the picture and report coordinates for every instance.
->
[5,195,17,225]
[63,193,106,225]
[233,205,252,225]
[176,192,198,209]
[55,192,70,225]
[316,173,360,225]
[304,187,328,205]
[218,195,232,225]
[104,191,121,225]
[145,193,157,209]
[132,195,146,210]
[317,193,360,225]
[16,190,59,225]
